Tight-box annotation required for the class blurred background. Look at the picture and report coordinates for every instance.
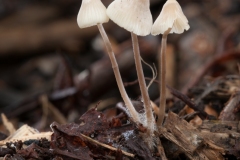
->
[0,0,240,131]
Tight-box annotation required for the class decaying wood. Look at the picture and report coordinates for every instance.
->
[2,109,240,159]
[1,114,16,135]
[0,125,52,146]
[157,140,167,160]
[199,120,240,149]
[160,112,224,159]
[219,91,240,121]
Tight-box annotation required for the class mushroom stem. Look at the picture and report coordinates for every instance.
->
[97,24,140,123]
[157,28,171,126]
[131,33,154,131]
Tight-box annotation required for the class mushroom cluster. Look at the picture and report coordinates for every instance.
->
[77,0,190,148]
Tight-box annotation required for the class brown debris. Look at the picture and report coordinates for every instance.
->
[161,112,224,160]
[49,109,157,159]
[199,120,240,158]
[0,125,52,146]
[0,147,15,157]
[77,108,110,135]
[17,143,53,160]
[167,85,211,120]
[219,91,240,121]
[182,51,240,94]
[1,114,16,135]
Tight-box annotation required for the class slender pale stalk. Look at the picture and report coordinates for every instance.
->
[131,33,154,130]
[97,24,140,123]
[157,28,171,126]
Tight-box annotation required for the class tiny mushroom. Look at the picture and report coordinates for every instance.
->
[77,0,109,28]
[151,0,189,35]
[107,0,155,135]
[107,0,152,36]
[77,0,140,123]
[151,0,190,126]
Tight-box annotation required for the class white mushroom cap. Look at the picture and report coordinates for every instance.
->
[107,0,152,36]
[151,0,190,35]
[77,0,109,28]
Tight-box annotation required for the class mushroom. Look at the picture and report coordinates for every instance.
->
[107,0,155,133]
[77,0,109,28]
[77,0,140,123]
[151,0,190,126]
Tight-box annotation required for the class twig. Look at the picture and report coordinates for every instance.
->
[80,133,135,158]
[219,91,240,120]
[194,77,224,105]
[181,111,200,121]
[1,113,16,134]
[166,85,209,120]
[40,95,68,124]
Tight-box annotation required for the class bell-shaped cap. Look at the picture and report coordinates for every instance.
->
[107,0,152,36]
[151,0,190,35]
[77,0,109,28]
